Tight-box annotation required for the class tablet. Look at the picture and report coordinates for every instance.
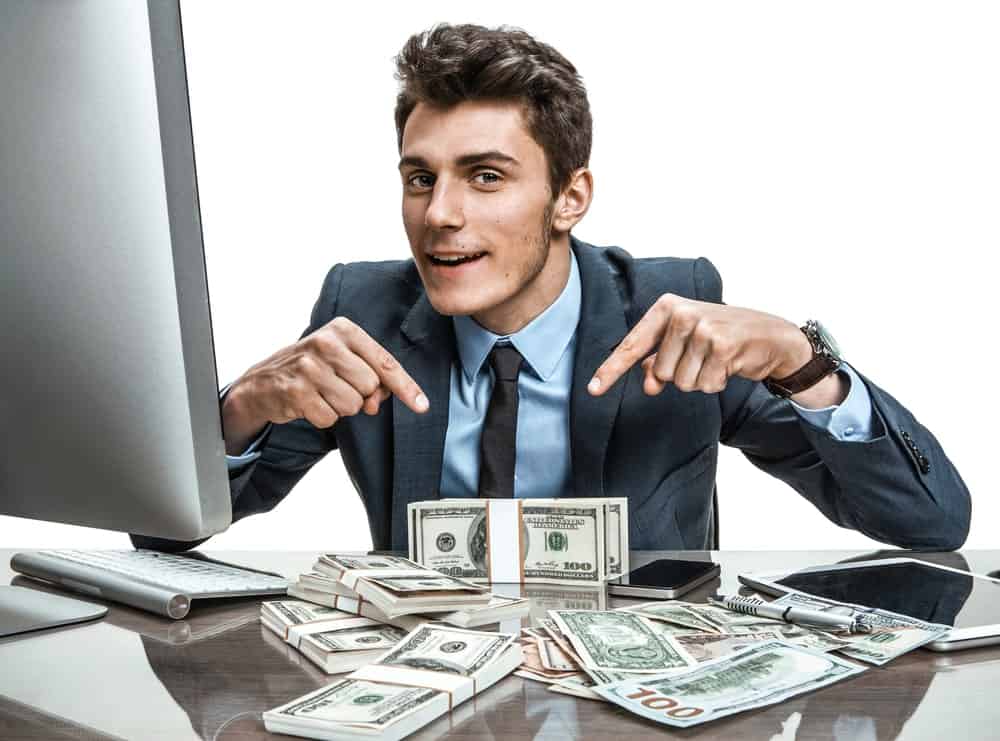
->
[739,558,1000,651]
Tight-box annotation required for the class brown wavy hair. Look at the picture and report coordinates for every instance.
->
[393,23,592,201]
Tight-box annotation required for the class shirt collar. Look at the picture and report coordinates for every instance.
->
[453,249,581,383]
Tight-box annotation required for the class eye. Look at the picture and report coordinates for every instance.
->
[407,174,434,189]
[473,171,502,186]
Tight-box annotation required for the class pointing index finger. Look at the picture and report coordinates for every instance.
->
[344,326,428,413]
[588,307,667,395]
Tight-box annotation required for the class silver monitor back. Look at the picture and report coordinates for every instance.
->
[0,0,231,541]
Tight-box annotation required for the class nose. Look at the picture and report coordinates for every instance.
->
[424,178,464,231]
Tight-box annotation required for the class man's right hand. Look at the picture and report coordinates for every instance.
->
[221,316,428,455]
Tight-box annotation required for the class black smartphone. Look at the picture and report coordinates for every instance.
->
[607,558,720,599]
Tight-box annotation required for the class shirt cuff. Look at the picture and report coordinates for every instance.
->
[788,362,875,442]
[220,383,270,470]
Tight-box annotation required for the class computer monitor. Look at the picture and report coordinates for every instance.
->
[0,1,231,633]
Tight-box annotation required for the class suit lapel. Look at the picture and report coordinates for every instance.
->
[390,293,455,548]
[570,238,630,498]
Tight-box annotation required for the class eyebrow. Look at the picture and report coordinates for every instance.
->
[397,150,521,171]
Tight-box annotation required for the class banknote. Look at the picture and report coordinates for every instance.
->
[537,636,578,672]
[262,599,347,628]
[365,574,486,594]
[408,498,628,585]
[264,635,523,740]
[687,596,782,631]
[771,592,951,665]
[304,625,407,653]
[375,624,517,676]
[616,602,720,633]
[675,631,784,663]
[264,678,441,738]
[603,500,628,577]
[550,610,696,674]
[726,621,849,653]
[592,640,866,728]
[549,667,636,701]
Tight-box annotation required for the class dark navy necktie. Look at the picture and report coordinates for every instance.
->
[477,343,524,498]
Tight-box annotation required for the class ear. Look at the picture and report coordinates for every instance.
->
[551,167,594,233]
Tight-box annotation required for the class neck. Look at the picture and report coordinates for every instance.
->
[472,236,571,335]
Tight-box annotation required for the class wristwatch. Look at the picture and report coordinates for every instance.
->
[763,320,842,399]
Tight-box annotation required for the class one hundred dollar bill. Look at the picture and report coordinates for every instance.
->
[770,592,951,665]
[550,609,697,674]
[592,640,866,728]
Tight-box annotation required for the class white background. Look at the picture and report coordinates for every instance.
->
[3,1,997,551]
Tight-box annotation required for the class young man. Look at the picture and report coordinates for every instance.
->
[136,23,969,553]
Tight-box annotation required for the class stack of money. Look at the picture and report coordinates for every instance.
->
[263,624,522,741]
[261,600,408,675]
[288,568,530,629]
[592,640,866,728]
[407,498,628,585]
[311,554,492,618]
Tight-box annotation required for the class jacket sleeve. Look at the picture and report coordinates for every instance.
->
[696,257,972,550]
[130,264,346,552]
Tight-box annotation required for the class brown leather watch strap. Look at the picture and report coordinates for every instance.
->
[763,321,842,398]
[763,352,840,398]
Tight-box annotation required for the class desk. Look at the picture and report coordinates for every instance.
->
[2,549,999,740]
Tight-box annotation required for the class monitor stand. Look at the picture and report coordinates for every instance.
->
[0,585,107,638]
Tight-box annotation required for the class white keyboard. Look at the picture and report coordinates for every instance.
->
[11,549,289,619]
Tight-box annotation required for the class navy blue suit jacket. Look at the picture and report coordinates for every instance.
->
[134,236,971,553]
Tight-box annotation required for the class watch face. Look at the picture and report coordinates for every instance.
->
[814,321,841,358]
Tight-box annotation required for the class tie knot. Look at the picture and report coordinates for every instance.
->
[488,343,523,382]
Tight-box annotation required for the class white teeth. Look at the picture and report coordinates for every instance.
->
[432,252,484,263]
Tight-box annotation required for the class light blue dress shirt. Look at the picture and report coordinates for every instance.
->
[227,251,876,488]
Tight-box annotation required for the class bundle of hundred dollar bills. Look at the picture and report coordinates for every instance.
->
[263,623,522,741]
[286,554,530,629]
[261,600,410,674]
[407,497,629,584]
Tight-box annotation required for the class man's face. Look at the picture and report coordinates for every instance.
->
[399,99,563,332]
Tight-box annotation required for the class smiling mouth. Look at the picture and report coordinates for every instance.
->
[428,252,486,266]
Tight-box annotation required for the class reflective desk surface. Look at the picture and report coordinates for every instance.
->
[2,549,999,741]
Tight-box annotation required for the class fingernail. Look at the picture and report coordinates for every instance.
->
[588,377,601,394]
[415,393,429,412]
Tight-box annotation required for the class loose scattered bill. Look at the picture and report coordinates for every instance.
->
[550,609,697,674]
[592,640,866,728]
[674,631,784,663]
[408,498,629,584]
[770,592,951,665]
[616,601,719,633]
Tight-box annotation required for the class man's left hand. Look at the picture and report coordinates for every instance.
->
[588,294,813,396]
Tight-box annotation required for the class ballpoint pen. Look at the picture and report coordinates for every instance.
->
[711,594,872,634]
